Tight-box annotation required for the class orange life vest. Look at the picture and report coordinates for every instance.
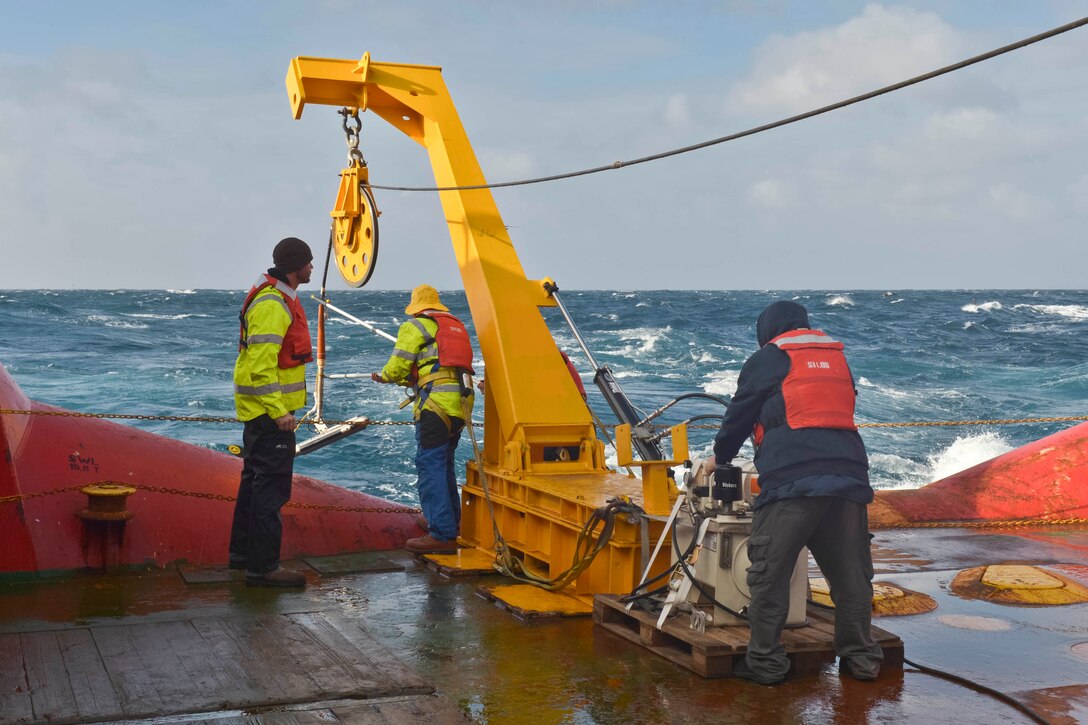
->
[410,311,475,379]
[753,329,857,445]
[238,274,313,369]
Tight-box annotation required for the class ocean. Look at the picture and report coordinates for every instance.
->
[3,288,1086,507]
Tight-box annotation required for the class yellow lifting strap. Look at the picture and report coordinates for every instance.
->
[399,368,466,430]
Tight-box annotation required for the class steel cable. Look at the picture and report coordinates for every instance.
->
[364,17,1088,193]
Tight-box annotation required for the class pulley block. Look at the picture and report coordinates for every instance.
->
[330,161,380,287]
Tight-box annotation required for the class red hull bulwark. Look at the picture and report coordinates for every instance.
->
[0,364,417,576]
[872,421,1088,526]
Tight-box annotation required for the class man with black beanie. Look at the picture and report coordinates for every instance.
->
[229,237,314,587]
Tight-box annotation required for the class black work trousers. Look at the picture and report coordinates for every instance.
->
[229,414,295,575]
[745,496,884,681]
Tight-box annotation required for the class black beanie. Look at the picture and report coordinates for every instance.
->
[272,237,313,273]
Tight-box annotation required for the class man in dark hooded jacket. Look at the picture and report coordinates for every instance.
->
[713,300,883,685]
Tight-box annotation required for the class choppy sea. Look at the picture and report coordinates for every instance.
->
[3,289,1086,506]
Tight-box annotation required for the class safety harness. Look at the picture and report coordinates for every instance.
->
[400,311,475,430]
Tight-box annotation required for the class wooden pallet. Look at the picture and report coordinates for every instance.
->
[594,594,904,679]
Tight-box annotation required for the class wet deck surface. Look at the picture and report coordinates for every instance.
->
[0,528,1085,723]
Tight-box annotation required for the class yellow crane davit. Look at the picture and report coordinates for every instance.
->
[286,53,685,607]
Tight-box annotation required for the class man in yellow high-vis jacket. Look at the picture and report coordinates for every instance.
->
[230,237,313,587]
[372,285,475,554]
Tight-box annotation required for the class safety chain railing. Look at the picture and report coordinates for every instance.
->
[871,517,1088,530]
[3,409,1087,430]
[4,482,1082,530]
[0,480,420,515]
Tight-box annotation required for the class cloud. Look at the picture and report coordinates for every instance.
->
[924,107,999,140]
[747,179,792,209]
[986,183,1051,221]
[663,92,692,130]
[728,4,960,115]
[1073,175,1088,212]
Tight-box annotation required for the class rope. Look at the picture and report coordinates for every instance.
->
[4,408,1086,430]
[858,416,1088,429]
[364,16,1088,193]
[0,480,420,515]
[872,517,1088,531]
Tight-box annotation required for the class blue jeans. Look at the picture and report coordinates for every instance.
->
[415,410,464,541]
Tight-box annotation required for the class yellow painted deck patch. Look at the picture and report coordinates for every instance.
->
[951,564,1088,606]
[480,584,594,617]
[809,578,935,616]
[981,565,1064,590]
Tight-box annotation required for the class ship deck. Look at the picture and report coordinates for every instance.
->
[1,525,1086,724]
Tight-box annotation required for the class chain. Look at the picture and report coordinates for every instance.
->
[0,409,239,423]
[0,483,88,504]
[7,481,1083,528]
[857,416,1088,429]
[338,107,365,166]
[4,408,1086,430]
[0,479,420,515]
[873,517,1088,530]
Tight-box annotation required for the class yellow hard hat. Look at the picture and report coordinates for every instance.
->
[405,284,449,316]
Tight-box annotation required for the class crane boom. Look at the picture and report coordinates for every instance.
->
[288,55,598,472]
[286,54,682,603]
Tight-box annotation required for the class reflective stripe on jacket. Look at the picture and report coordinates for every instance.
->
[380,313,473,420]
[233,276,311,421]
[753,329,858,444]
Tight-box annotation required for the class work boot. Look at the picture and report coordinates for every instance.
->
[415,514,429,531]
[838,657,879,682]
[245,567,306,588]
[732,657,787,686]
[405,534,460,554]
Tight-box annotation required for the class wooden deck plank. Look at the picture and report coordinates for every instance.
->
[0,633,33,723]
[21,630,79,721]
[331,694,471,723]
[126,619,205,711]
[216,615,320,703]
[55,628,121,721]
[272,613,363,699]
[190,695,469,724]
[289,612,432,697]
[188,615,269,706]
[3,612,440,723]
[92,624,167,718]
[156,619,238,710]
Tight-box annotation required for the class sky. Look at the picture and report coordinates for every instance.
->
[1,1,1086,291]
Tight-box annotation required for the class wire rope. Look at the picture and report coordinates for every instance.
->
[366,17,1088,193]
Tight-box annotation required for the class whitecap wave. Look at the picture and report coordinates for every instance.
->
[855,377,912,400]
[869,452,929,490]
[166,289,197,294]
[1013,303,1088,320]
[702,370,739,397]
[826,295,854,307]
[614,326,670,355]
[125,313,206,320]
[927,431,1013,481]
[961,301,1002,313]
[889,298,905,304]
[86,315,149,329]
